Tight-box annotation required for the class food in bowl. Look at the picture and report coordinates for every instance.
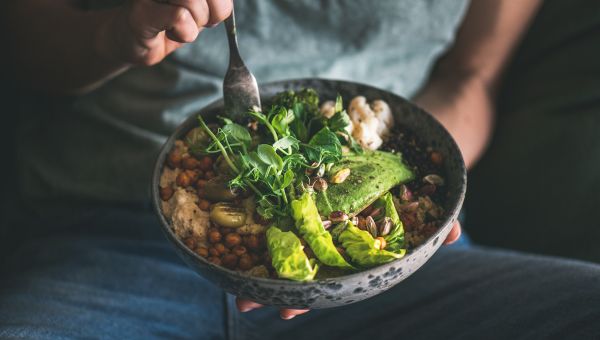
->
[159,88,446,281]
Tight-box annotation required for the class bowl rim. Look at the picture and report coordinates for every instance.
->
[151,77,467,286]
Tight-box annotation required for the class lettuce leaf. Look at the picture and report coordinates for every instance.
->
[266,226,319,281]
[291,193,353,269]
[373,192,405,252]
[338,222,405,267]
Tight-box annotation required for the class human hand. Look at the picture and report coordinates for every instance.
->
[236,221,461,320]
[97,0,232,66]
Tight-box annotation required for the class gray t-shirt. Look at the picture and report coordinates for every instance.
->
[17,0,468,209]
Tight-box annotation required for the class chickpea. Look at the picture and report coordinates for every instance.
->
[159,186,174,201]
[208,229,222,244]
[197,247,209,258]
[243,235,260,250]
[182,156,201,170]
[208,256,222,265]
[198,199,210,211]
[196,179,208,190]
[199,156,213,171]
[375,237,387,250]
[176,171,193,187]
[204,171,216,180]
[214,243,227,255]
[183,237,196,250]
[225,233,242,248]
[167,150,182,169]
[221,253,238,269]
[238,254,253,270]
[232,245,247,257]
[209,247,220,257]
[197,188,206,198]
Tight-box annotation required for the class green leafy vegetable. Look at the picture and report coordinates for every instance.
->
[266,226,319,281]
[373,192,405,252]
[339,222,405,267]
[291,193,353,269]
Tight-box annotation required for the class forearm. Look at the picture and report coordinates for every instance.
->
[6,1,129,95]
[415,71,493,169]
[416,0,542,169]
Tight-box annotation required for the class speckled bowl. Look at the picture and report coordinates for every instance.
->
[152,78,466,309]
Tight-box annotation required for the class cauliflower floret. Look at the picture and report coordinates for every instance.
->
[372,100,394,134]
[319,100,336,119]
[353,121,383,150]
[347,96,393,150]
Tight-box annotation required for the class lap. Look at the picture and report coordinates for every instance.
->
[1,211,599,340]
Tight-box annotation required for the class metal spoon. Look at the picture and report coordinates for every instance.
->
[223,6,261,122]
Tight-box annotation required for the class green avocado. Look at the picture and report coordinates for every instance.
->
[315,151,414,216]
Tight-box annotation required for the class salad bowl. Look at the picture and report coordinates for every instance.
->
[152,78,466,309]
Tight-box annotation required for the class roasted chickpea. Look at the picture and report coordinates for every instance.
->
[199,156,213,171]
[196,179,208,190]
[232,245,247,257]
[375,237,387,250]
[167,150,182,169]
[225,233,242,248]
[198,199,210,211]
[221,253,238,269]
[183,237,196,250]
[182,156,201,170]
[214,243,227,255]
[208,229,222,244]
[238,254,253,270]
[208,256,222,265]
[159,186,174,201]
[209,247,220,257]
[176,171,193,187]
[243,235,260,250]
[197,247,209,258]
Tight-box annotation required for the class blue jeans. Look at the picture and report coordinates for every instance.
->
[1,208,599,339]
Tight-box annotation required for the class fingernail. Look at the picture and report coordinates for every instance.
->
[239,307,252,313]
[281,314,295,320]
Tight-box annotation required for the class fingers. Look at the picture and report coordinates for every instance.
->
[280,308,310,320]
[236,298,310,321]
[443,221,462,245]
[236,298,264,312]
[131,1,200,43]
[157,0,233,27]
[205,0,233,27]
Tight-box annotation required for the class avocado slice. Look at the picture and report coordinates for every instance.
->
[315,151,414,216]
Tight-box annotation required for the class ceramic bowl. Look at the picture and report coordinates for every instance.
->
[152,78,466,309]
